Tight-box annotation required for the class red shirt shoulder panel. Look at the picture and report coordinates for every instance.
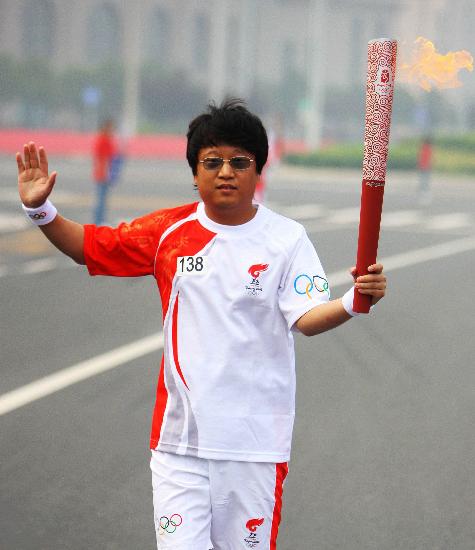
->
[84,202,200,277]
[155,218,217,318]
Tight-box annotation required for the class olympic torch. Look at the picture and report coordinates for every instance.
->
[353,38,398,313]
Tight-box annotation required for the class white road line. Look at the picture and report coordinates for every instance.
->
[0,213,29,232]
[0,188,79,205]
[22,258,58,274]
[381,210,422,227]
[0,189,23,203]
[377,236,475,271]
[324,207,361,224]
[1,235,475,417]
[0,333,164,416]
[0,258,79,279]
[424,213,472,231]
[326,235,475,287]
[278,204,325,220]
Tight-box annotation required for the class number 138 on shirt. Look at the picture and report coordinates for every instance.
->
[177,256,209,276]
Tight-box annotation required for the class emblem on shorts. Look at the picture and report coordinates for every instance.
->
[158,513,183,535]
[246,263,269,296]
[244,518,264,547]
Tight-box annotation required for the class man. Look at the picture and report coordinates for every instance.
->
[92,118,119,225]
[17,99,386,549]
[417,135,433,205]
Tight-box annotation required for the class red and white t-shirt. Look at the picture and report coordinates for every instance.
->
[84,202,330,462]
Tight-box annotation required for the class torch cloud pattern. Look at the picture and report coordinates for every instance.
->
[363,39,398,182]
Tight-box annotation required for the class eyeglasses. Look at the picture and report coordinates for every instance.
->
[198,156,255,171]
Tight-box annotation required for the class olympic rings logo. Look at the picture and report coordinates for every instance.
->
[29,212,47,220]
[158,514,183,535]
[294,274,330,299]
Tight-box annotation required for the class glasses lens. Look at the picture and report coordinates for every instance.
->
[230,157,252,170]
[202,158,223,170]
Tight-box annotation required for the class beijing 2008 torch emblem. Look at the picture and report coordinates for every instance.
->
[246,263,269,296]
[375,65,394,96]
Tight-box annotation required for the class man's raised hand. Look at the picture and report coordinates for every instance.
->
[17,142,57,208]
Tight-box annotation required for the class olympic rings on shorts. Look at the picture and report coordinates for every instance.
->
[294,274,329,299]
[158,513,183,535]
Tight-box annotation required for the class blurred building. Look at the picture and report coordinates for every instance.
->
[1,0,474,143]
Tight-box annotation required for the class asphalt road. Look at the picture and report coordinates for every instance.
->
[1,156,474,549]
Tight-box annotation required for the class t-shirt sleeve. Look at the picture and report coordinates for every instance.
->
[278,229,330,330]
[83,214,162,277]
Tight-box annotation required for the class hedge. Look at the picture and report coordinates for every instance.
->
[284,135,475,175]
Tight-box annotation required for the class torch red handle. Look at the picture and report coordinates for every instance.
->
[353,179,385,313]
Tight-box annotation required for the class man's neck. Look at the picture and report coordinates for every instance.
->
[203,204,258,226]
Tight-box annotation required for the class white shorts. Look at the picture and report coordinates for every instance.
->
[150,450,288,550]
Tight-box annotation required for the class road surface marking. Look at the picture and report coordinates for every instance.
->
[0,212,29,232]
[424,213,472,231]
[381,210,422,227]
[0,333,164,416]
[23,258,58,274]
[0,188,80,205]
[326,235,475,287]
[324,207,361,224]
[0,257,77,278]
[279,204,325,219]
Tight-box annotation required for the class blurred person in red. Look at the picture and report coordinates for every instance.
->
[93,118,121,225]
[417,136,433,205]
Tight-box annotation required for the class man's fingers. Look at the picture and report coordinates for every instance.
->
[350,264,383,279]
[356,288,386,297]
[367,263,384,273]
[28,142,39,168]
[16,152,25,174]
[23,143,30,169]
[356,275,386,283]
[355,281,386,290]
[356,273,386,283]
[39,146,49,174]
[352,264,386,300]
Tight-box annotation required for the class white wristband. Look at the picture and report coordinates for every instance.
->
[341,287,361,317]
[22,199,58,226]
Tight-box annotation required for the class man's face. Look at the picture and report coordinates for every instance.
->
[194,144,259,224]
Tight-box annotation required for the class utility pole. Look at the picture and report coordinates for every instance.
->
[208,0,230,102]
[305,0,327,149]
[236,0,257,99]
[122,4,144,136]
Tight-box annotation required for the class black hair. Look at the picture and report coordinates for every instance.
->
[186,98,268,175]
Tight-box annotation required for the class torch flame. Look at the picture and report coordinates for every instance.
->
[399,37,473,91]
